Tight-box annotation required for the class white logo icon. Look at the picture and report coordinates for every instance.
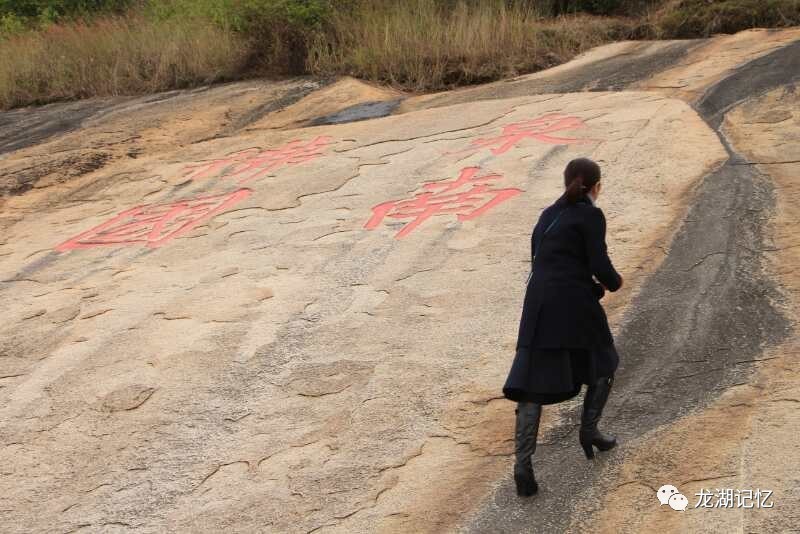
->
[657,484,680,505]
[669,493,689,511]
[657,484,688,511]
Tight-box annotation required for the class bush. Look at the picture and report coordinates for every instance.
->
[0,15,247,108]
[532,0,660,15]
[235,0,333,73]
[0,0,132,22]
[0,13,27,36]
[654,0,800,37]
[306,0,632,90]
[145,0,333,73]
[1,0,799,109]
[566,0,623,15]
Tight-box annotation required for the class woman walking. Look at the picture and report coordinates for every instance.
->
[503,158,623,497]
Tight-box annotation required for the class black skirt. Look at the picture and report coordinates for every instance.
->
[503,345,619,405]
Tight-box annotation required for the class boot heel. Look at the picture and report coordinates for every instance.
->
[514,471,539,497]
[580,376,616,460]
[595,439,616,452]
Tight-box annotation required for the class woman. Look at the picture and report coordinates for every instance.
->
[503,158,623,497]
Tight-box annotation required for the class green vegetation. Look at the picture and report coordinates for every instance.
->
[653,0,800,38]
[0,1,132,35]
[0,0,798,109]
[0,15,247,109]
[306,1,633,90]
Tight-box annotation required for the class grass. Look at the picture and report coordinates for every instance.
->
[306,0,633,91]
[652,0,800,38]
[0,14,247,109]
[0,0,798,110]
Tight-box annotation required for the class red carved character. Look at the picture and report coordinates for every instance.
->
[457,113,589,155]
[183,136,333,184]
[365,167,521,239]
[56,189,252,251]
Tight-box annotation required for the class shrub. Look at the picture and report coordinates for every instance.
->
[1,0,799,109]
[0,15,247,108]
[654,0,800,37]
[145,0,334,73]
[0,12,27,36]
[532,0,660,16]
[0,0,133,22]
[306,0,632,90]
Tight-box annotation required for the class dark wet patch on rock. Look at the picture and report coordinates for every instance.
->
[0,98,118,156]
[697,40,800,129]
[309,99,403,126]
[1,150,112,196]
[194,79,331,143]
[418,40,702,111]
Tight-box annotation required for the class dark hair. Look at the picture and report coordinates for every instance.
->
[564,158,601,203]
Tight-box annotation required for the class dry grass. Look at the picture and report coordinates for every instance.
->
[306,0,633,91]
[0,15,248,109]
[1,0,798,110]
[651,0,800,38]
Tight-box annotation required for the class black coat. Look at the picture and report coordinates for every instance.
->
[516,194,622,350]
[503,194,622,403]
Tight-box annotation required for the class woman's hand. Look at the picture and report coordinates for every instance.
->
[599,275,623,293]
[592,282,606,300]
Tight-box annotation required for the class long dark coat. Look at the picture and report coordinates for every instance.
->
[503,194,622,403]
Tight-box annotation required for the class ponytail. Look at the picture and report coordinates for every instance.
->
[564,175,585,203]
[563,158,601,204]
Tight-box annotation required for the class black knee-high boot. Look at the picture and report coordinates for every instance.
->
[514,402,541,496]
[579,376,617,459]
